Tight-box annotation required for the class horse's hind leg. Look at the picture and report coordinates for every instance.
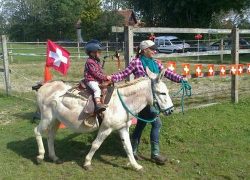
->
[119,127,143,171]
[83,127,112,170]
[34,107,54,164]
[47,120,62,164]
[34,120,49,164]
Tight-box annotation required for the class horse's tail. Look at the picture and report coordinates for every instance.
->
[36,80,71,108]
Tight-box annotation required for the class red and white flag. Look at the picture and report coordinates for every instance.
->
[247,64,250,74]
[230,65,237,75]
[166,61,176,72]
[220,65,227,77]
[207,64,214,77]
[238,64,244,75]
[182,64,190,76]
[46,40,70,75]
[195,64,203,77]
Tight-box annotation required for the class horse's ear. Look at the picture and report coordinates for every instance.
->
[146,67,157,80]
[156,69,165,82]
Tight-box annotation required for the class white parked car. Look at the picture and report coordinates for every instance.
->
[154,36,190,53]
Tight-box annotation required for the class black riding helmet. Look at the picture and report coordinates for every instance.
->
[85,39,102,55]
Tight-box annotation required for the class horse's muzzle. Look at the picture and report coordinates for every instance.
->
[163,106,174,116]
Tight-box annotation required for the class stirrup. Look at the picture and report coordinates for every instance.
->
[95,104,108,113]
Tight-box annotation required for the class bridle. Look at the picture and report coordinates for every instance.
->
[117,78,172,123]
[151,79,174,113]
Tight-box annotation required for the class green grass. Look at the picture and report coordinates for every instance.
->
[0,93,250,179]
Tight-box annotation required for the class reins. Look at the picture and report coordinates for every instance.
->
[171,80,192,114]
[117,89,158,123]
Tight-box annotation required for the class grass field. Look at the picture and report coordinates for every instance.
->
[1,43,250,179]
[0,93,250,179]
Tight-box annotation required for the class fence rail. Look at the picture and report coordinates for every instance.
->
[112,26,250,103]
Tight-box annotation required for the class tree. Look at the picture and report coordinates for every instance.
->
[80,0,102,40]
[102,0,131,10]
[1,0,86,41]
[127,0,250,28]
[210,8,250,29]
[80,0,124,41]
[1,0,129,41]
[88,10,124,41]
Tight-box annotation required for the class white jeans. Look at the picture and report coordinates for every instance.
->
[86,81,101,98]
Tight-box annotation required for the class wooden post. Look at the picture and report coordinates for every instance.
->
[106,41,109,57]
[197,39,200,62]
[124,26,134,81]
[122,41,125,52]
[9,43,13,63]
[77,42,80,60]
[220,39,224,63]
[182,40,185,53]
[1,35,11,95]
[231,27,239,103]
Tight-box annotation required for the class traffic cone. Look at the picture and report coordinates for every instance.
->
[44,66,52,83]
[59,123,66,129]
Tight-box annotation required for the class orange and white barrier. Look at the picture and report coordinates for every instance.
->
[166,62,250,78]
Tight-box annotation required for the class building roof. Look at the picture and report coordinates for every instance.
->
[117,9,138,26]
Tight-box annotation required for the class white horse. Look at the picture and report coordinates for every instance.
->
[34,68,174,171]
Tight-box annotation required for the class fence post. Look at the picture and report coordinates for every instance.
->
[9,43,14,63]
[197,39,200,62]
[122,41,125,53]
[77,42,80,60]
[1,35,11,95]
[220,39,224,63]
[182,40,185,53]
[231,27,239,103]
[106,41,109,57]
[124,26,134,81]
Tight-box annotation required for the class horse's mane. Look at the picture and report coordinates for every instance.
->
[115,77,149,88]
[115,77,150,97]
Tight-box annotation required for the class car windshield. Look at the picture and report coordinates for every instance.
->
[170,38,183,44]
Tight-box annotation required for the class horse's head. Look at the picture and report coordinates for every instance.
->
[146,67,174,116]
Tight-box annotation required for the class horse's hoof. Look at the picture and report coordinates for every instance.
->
[36,157,44,165]
[136,165,144,172]
[83,165,93,171]
[138,168,144,173]
[54,159,63,164]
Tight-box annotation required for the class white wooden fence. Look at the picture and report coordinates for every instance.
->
[112,26,250,103]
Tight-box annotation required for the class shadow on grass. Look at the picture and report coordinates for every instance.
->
[13,111,38,123]
[7,131,127,169]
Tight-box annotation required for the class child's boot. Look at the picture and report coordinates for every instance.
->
[94,98,106,113]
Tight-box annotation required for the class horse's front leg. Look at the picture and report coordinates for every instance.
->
[119,127,143,171]
[83,126,112,170]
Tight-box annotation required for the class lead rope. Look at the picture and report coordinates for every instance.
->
[171,80,192,114]
[117,89,158,123]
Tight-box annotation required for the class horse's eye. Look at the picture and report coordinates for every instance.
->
[160,92,166,95]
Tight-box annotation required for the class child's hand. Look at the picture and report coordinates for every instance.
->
[107,75,112,81]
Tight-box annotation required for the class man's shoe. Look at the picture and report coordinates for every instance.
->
[151,141,167,165]
[151,154,167,165]
[134,154,143,161]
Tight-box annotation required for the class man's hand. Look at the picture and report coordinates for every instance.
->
[182,77,188,82]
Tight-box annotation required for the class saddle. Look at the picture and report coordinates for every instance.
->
[65,80,114,127]
[67,80,114,104]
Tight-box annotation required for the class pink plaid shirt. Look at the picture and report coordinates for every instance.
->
[111,57,183,83]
